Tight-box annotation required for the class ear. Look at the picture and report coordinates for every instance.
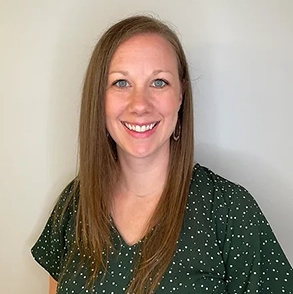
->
[178,79,185,109]
[178,94,183,110]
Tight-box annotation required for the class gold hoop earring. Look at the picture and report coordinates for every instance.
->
[172,122,181,141]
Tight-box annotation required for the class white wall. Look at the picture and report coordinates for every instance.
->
[1,1,292,293]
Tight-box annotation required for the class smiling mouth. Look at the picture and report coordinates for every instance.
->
[122,122,159,133]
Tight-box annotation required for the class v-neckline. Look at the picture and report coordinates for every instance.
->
[109,215,144,248]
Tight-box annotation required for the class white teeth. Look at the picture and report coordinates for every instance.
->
[124,122,156,133]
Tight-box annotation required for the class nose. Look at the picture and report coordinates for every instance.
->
[127,87,152,115]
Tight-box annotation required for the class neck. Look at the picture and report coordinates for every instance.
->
[116,148,170,199]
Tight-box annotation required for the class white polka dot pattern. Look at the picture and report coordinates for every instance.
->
[31,164,293,293]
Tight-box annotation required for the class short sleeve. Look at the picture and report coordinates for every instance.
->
[31,180,77,281]
[218,182,293,293]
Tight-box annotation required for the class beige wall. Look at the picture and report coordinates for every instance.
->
[1,0,292,292]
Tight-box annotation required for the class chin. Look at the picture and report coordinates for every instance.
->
[118,145,156,160]
[128,150,154,159]
[117,140,169,160]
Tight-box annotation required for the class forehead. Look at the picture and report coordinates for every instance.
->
[109,33,178,66]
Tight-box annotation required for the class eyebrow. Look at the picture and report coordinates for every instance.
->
[108,70,129,76]
[108,70,174,76]
[153,69,174,76]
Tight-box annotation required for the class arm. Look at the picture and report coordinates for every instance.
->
[49,276,57,294]
[221,188,293,292]
[31,181,77,292]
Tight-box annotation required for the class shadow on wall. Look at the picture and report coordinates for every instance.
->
[196,142,293,264]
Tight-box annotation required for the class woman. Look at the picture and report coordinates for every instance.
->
[32,15,293,293]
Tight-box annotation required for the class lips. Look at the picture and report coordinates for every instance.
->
[122,122,158,133]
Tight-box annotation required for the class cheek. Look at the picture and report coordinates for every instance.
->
[105,97,126,135]
[161,96,181,117]
[105,97,119,120]
[167,98,181,128]
[105,92,127,115]
[105,98,116,130]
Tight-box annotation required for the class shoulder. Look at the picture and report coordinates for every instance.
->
[186,164,293,292]
[187,163,263,241]
[31,179,80,281]
[189,163,257,210]
[51,178,80,227]
[57,178,79,206]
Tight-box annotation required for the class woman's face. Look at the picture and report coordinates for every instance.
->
[105,33,182,160]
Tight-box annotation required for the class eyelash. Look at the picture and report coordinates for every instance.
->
[152,79,169,88]
[112,79,129,88]
[111,78,170,88]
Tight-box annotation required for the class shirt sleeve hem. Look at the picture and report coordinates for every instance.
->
[31,247,60,282]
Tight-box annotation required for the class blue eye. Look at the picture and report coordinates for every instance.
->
[114,79,129,88]
[152,79,168,88]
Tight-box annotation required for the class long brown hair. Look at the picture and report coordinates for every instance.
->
[74,15,194,293]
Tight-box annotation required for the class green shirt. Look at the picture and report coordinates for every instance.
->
[32,164,293,293]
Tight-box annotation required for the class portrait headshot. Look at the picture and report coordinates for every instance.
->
[1,1,293,293]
